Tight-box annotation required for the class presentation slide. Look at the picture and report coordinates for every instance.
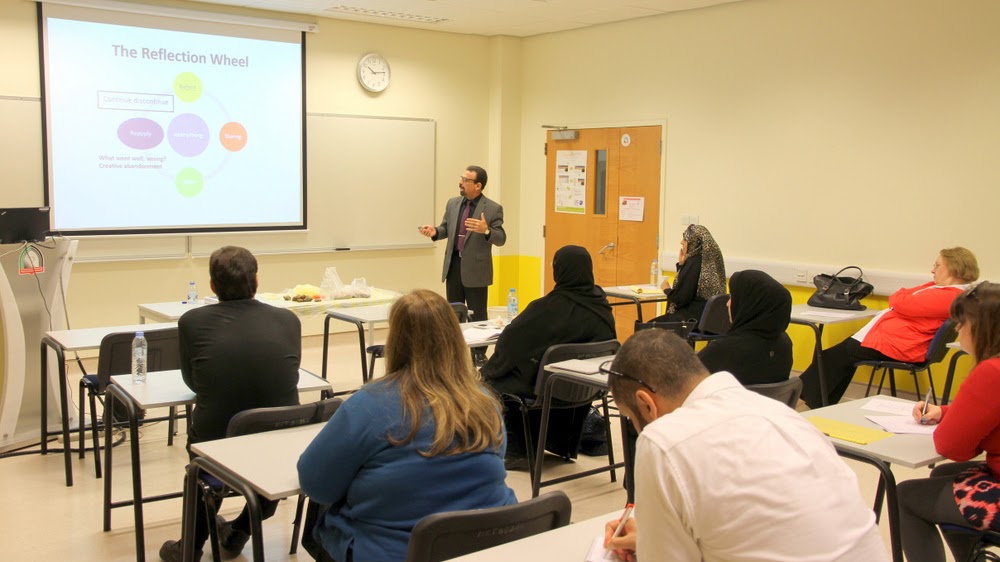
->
[42,11,305,234]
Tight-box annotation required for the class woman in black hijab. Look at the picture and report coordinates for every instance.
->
[698,270,793,385]
[482,245,617,465]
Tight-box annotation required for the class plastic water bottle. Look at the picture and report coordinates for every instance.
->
[506,288,519,321]
[186,281,198,304]
[131,331,147,385]
[650,259,659,285]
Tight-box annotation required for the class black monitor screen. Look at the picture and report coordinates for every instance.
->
[0,208,51,245]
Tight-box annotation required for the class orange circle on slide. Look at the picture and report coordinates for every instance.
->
[219,122,248,151]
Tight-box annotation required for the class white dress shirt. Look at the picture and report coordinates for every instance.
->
[635,372,889,562]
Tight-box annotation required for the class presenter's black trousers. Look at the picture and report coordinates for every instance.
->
[445,253,489,322]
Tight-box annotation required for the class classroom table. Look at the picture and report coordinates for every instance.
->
[39,322,177,487]
[601,284,670,323]
[801,395,944,562]
[324,312,505,390]
[538,356,631,501]
[321,303,393,386]
[103,368,331,562]
[789,304,879,406]
[138,288,401,323]
[182,423,324,562]
[447,510,621,561]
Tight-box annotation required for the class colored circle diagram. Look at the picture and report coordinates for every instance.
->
[113,71,248,198]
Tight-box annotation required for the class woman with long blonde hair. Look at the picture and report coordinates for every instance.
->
[298,289,516,562]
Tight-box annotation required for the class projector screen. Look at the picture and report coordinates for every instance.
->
[39,3,306,235]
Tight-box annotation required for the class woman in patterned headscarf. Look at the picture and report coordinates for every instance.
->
[650,224,726,323]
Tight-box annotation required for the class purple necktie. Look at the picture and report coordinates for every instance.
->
[457,199,472,255]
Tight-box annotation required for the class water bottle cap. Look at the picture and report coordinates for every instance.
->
[136,331,144,336]
[509,288,515,292]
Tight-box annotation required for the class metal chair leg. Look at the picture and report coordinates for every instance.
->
[600,397,617,484]
[290,494,306,554]
[89,387,102,478]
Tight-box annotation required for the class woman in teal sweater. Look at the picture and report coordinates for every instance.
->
[297,290,516,562]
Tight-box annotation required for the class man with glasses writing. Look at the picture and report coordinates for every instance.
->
[419,165,505,354]
[601,329,888,562]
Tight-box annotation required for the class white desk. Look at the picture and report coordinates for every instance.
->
[601,284,669,323]
[449,510,618,561]
[39,322,177,486]
[789,304,880,406]
[103,368,330,562]
[138,288,401,323]
[322,303,394,387]
[802,395,942,562]
[183,423,326,562]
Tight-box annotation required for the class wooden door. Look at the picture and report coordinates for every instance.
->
[544,126,662,340]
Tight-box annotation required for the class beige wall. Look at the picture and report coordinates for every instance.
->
[2,0,999,336]
[0,0,515,333]
[518,0,1000,277]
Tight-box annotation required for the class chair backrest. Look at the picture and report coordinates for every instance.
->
[96,328,181,388]
[746,377,803,408]
[226,399,342,438]
[314,397,344,422]
[405,491,572,562]
[450,302,469,323]
[925,319,958,365]
[695,293,731,336]
[533,340,621,402]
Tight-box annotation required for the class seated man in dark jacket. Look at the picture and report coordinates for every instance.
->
[160,246,301,562]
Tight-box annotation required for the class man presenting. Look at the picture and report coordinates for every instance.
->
[418,165,505,324]
[603,330,889,562]
[160,246,301,562]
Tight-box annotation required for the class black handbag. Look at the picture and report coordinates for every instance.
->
[634,319,696,338]
[807,266,874,311]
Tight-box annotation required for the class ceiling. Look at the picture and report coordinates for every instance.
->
[183,0,745,37]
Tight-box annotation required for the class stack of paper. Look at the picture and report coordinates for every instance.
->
[462,326,502,345]
[864,415,937,435]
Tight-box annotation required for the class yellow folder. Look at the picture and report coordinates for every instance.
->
[808,417,892,445]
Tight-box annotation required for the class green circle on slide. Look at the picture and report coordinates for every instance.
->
[176,168,203,197]
[174,72,203,102]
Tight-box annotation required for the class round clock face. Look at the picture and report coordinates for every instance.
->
[357,53,390,93]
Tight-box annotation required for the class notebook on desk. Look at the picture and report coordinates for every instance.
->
[551,358,606,375]
[808,417,892,445]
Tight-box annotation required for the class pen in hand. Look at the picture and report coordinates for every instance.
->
[920,387,933,423]
[605,503,635,559]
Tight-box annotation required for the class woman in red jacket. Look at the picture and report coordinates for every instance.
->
[898,282,1000,562]
[799,247,978,408]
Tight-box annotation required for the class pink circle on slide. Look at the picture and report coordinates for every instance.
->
[117,118,163,150]
[167,113,211,157]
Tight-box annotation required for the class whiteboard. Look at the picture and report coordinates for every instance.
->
[4,97,436,259]
[189,113,436,256]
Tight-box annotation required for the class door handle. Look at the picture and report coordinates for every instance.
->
[598,242,616,254]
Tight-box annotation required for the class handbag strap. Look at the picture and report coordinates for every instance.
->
[830,266,865,288]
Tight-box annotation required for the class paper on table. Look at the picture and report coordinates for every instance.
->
[585,536,623,561]
[462,326,501,344]
[629,285,661,294]
[799,310,854,319]
[808,417,892,445]
[553,359,605,375]
[865,415,937,435]
[861,397,917,416]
